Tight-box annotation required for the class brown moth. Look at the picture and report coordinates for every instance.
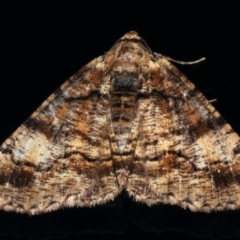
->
[0,31,240,215]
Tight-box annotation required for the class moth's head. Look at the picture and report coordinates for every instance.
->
[109,31,153,57]
[120,31,142,41]
[105,31,153,74]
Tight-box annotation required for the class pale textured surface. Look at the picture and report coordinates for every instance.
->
[0,31,240,214]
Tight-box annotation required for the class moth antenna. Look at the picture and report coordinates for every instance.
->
[154,52,206,65]
[208,99,217,103]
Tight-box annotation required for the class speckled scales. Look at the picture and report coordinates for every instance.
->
[0,31,240,214]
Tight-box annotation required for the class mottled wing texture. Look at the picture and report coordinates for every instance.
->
[126,49,240,212]
[0,56,120,214]
[1,31,240,215]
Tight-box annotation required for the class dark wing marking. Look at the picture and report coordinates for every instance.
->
[127,57,240,212]
[0,56,119,215]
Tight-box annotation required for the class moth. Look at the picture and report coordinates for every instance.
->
[0,31,240,215]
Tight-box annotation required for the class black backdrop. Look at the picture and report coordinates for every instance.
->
[1,2,239,239]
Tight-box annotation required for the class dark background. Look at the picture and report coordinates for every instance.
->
[0,2,239,239]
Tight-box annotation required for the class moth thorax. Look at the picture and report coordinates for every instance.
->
[110,71,139,153]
